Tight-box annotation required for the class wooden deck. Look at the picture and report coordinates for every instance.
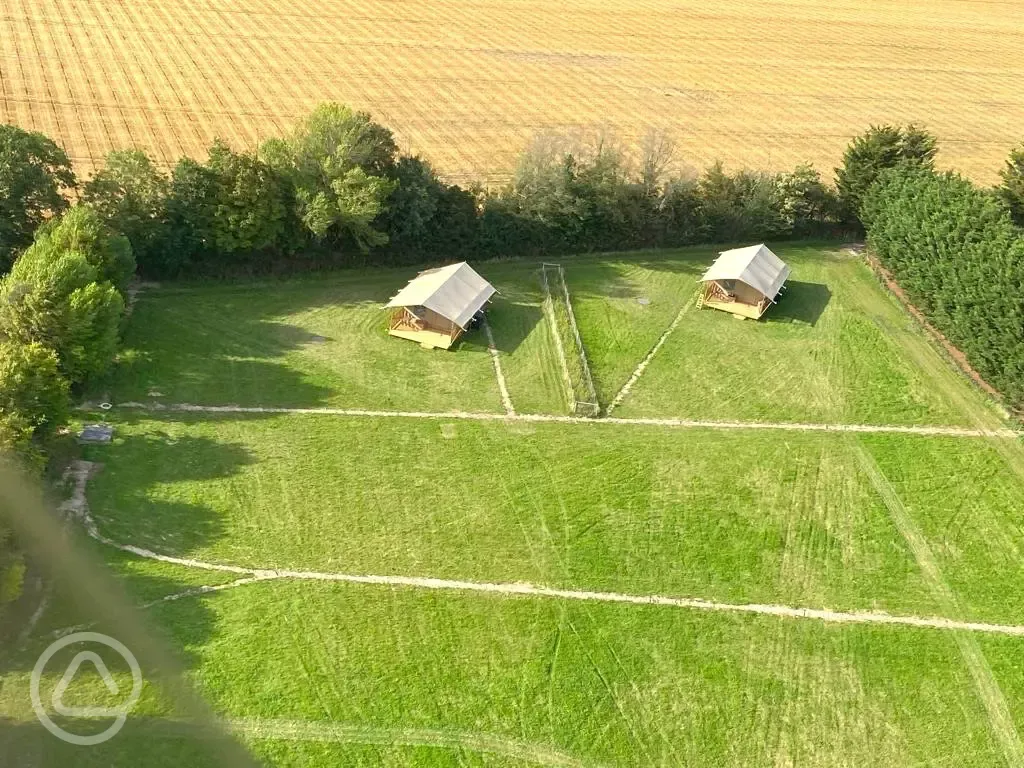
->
[388,327,457,349]
[388,307,461,349]
[702,298,767,320]
[699,282,772,319]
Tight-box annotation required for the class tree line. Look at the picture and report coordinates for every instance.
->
[1,103,857,282]
[860,159,1024,411]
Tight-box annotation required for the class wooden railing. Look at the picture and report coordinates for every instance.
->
[389,308,423,332]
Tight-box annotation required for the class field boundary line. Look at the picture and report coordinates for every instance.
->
[605,301,693,416]
[96,402,1023,439]
[482,317,515,416]
[62,462,1024,640]
[855,445,1024,766]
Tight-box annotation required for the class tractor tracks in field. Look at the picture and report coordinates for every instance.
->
[482,317,516,416]
[228,718,599,767]
[59,461,1024,643]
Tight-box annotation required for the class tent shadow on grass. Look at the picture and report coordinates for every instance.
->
[481,300,543,355]
[768,281,831,326]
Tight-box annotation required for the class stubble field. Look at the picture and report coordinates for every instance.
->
[2,0,1023,184]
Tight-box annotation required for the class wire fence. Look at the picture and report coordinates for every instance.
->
[540,263,600,417]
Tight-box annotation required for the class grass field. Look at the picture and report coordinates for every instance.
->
[8,243,1024,766]
[98,244,999,426]
[2,0,1023,184]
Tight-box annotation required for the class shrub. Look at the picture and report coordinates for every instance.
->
[998,143,1024,227]
[0,341,69,439]
[29,205,135,293]
[0,210,127,385]
[207,140,292,258]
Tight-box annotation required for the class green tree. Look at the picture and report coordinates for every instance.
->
[0,341,69,439]
[835,124,937,227]
[207,140,290,255]
[998,143,1024,227]
[378,156,443,257]
[0,215,126,385]
[261,104,397,249]
[82,149,168,269]
[146,157,219,278]
[0,125,76,273]
[30,206,135,293]
[697,163,788,241]
[777,164,839,236]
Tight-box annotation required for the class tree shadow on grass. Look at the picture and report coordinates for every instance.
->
[768,281,832,326]
[82,425,255,558]
[1,418,257,681]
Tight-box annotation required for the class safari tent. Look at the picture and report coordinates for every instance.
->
[697,244,790,319]
[385,262,496,349]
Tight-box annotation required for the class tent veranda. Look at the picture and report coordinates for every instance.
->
[385,262,497,349]
[698,244,790,319]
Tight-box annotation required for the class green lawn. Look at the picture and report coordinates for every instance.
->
[103,269,503,413]
[80,411,1024,622]
[9,244,1024,767]
[101,245,1003,428]
[613,245,998,426]
[4,581,1011,766]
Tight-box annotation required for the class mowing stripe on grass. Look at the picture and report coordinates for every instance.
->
[604,301,694,416]
[482,317,515,416]
[101,402,1023,439]
[63,462,1024,640]
[855,444,1024,766]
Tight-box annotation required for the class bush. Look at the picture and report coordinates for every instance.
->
[0,124,76,273]
[0,341,69,439]
[30,205,135,293]
[208,140,292,259]
[998,143,1024,227]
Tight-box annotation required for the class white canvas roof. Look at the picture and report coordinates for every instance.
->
[700,244,790,300]
[385,262,497,329]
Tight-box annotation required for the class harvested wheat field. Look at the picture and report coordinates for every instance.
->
[2,0,1023,183]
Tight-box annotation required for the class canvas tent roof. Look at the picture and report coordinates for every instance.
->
[700,244,790,300]
[385,262,496,329]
